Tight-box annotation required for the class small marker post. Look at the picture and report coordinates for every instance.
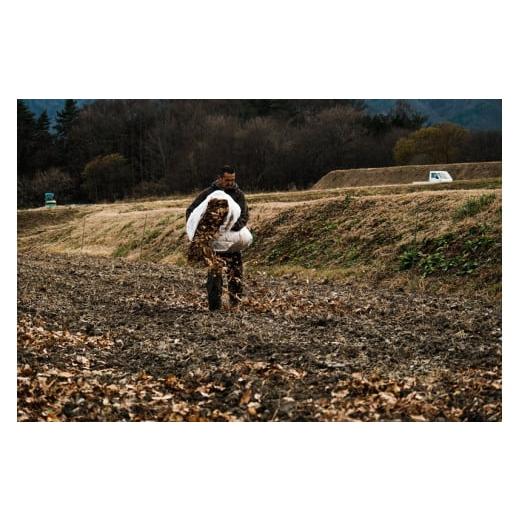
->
[140,214,148,260]
[80,217,86,252]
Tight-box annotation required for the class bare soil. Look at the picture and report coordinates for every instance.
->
[17,252,501,421]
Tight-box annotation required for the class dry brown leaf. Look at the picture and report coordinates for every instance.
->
[240,388,252,405]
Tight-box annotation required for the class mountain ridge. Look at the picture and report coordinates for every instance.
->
[22,99,501,131]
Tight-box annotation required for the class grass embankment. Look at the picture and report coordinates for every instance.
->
[249,189,501,299]
[17,184,502,299]
[314,161,502,189]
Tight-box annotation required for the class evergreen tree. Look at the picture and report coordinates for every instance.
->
[17,100,37,178]
[34,110,56,171]
[389,100,427,130]
[36,110,50,134]
[18,99,36,135]
[362,100,427,136]
[54,99,83,184]
[54,99,80,140]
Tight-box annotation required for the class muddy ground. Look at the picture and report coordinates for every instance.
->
[17,252,501,421]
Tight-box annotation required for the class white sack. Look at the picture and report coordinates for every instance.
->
[186,190,240,241]
[212,227,253,252]
[186,190,253,253]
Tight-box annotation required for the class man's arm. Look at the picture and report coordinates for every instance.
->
[231,191,249,231]
[186,188,213,221]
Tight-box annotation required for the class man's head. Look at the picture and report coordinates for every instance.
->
[216,165,236,189]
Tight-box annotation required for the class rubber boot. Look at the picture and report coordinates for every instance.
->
[206,269,223,311]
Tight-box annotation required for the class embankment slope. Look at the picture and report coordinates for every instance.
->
[17,185,502,298]
[314,161,502,189]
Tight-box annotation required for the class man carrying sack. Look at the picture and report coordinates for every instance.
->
[186,165,251,311]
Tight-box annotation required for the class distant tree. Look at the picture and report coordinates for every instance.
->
[363,100,427,136]
[36,110,50,134]
[17,100,36,136]
[239,99,366,125]
[178,114,241,190]
[394,122,469,164]
[33,110,56,171]
[54,99,82,170]
[54,99,80,140]
[81,154,132,202]
[362,113,390,135]
[19,168,75,207]
[234,117,281,189]
[144,105,182,186]
[463,130,502,162]
[17,100,37,179]
[288,106,366,186]
[388,100,427,130]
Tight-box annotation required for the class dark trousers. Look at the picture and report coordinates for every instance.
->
[206,251,243,311]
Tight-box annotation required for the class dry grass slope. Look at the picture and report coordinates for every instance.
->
[314,161,502,189]
[250,189,501,299]
[17,182,502,299]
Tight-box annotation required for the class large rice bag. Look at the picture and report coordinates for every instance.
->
[186,190,253,253]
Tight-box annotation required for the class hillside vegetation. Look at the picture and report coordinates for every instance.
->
[18,181,502,300]
[18,100,501,208]
[314,161,501,189]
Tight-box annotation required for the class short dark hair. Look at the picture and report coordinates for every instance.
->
[219,165,235,176]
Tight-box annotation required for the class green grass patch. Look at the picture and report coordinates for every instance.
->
[157,216,171,226]
[398,226,500,277]
[453,194,496,221]
[144,228,162,243]
[113,239,139,257]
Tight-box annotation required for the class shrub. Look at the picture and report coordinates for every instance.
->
[18,168,75,207]
[398,228,498,277]
[81,153,132,202]
[394,122,469,164]
[399,247,421,270]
